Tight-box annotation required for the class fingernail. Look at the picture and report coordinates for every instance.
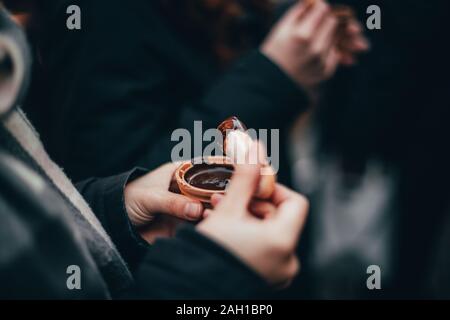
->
[184,203,202,219]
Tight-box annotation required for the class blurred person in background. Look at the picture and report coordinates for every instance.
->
[4,0,367,183]
[0,7,310,299]
[289,0,450,299]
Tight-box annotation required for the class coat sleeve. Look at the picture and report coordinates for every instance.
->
[74,171,271,299]
[39,0,309,181]
[127,225,271,299]
[74,168,150,271]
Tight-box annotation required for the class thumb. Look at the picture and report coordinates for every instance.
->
[216,141,265,215]
[272,185,309,243]
[283,0,311,25]
[141,191,204,223]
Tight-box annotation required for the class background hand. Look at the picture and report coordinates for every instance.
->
[262,0,340,92]
[337,18,370,65]
[261,0,369,94]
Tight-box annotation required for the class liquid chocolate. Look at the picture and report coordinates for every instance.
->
[185,163,234,191]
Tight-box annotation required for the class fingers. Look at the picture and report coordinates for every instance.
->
[271,184,309,242]
[271,183,296,206]
[340,22,369,52]
[203,209,213,219]
[151,191,204,221]
[216,141,265,215]
[210,193,224,207]
[210,193,275,219]
[145,162,180,189]
[282,0,311,25]
[324,48,340,75]
[310,14,338,60]
[346,21,370,50]
[158,162,180,175]
[249,200,277,218]
[337,20,369,65]
[340,53,356,65]
[297,0,330,39]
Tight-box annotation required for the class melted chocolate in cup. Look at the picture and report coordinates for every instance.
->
[185,163,234,191]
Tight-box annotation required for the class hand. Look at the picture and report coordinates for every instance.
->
[124,163,204,243]
[337,18,370,65]
[197,142,309,286]
[262,0,340,92]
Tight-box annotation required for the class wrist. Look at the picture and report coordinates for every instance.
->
[259,47,317,101]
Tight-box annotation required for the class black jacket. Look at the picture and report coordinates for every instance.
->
[25,0,308,182]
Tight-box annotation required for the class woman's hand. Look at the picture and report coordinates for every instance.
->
[261,0,368,93]
[197,142,309,286]
[262,0,339,91]
[124,162,204,243]
[337,18,370,65]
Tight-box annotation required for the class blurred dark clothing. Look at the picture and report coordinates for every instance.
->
[0,148,109,299]
[289,0,450,298]
[24,0,307,182]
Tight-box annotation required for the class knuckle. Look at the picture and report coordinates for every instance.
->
[167,200,179,214]
[168,198,184,215]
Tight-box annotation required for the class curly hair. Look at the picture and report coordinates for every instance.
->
[160,0,274,65]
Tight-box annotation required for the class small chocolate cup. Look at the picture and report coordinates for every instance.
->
[175,156,276,204]
[175,156,233,204]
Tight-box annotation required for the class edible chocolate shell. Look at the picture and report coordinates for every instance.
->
[175,117,276,204]
[217,116,248,156]
[218,116,276,199]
